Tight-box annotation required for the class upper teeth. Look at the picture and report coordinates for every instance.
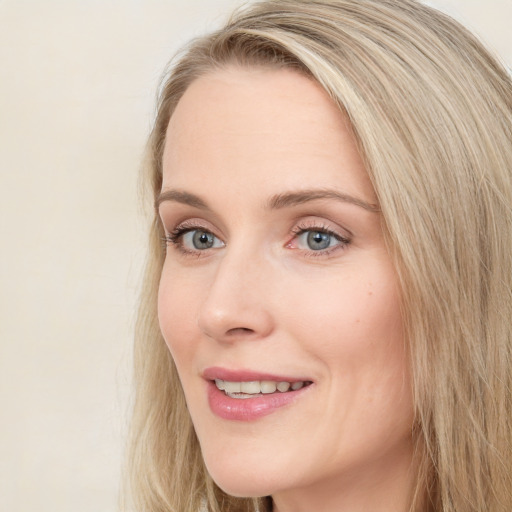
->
[215,379,306,396]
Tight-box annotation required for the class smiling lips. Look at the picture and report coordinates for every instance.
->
[215,379,309,398]
[203,368,313,421]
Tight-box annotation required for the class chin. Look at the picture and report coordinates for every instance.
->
[203,454,281,498]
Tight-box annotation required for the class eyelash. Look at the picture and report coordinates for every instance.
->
[289,222,351,257]
[162,221,351,257]
[162,221,215,256]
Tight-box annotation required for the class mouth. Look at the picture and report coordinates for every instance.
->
[202,367,314,421]
[214,378,313,399]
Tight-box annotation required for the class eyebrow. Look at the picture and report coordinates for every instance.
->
[267,189,380,212]
[155,190,210,210]
[155,188,380,213]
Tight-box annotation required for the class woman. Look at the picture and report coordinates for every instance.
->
[127,1,512,511]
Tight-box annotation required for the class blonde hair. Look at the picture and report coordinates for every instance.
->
[127,1,512,511]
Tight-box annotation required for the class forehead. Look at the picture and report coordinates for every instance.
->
[162,66,375,203]
[165,66,347,154]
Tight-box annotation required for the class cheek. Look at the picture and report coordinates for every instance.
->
[287,266,402,355]
[157,264,200,364]
[284,264,409,418]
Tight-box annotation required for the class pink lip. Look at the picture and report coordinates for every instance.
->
[203,366,313,422]
[202,366,310,383]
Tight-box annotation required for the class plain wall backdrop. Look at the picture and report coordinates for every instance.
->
[0,1,510,511]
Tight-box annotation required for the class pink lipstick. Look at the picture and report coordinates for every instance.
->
[203,367,313,421]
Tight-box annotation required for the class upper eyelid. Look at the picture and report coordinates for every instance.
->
[165,218,219,236]
[158,206,227,236]
[293,228,350,244]
[291,218,352,239]
[164,217,351,242]
[291,226,350,245]
[168,224,223,244]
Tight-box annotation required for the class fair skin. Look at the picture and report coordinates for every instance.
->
[157,67,415,512]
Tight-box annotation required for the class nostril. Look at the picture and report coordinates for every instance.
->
[227,327,255,336]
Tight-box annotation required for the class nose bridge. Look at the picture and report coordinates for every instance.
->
[197,239,274,342]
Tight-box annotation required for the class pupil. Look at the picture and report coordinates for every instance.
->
[193,231,214,249]
[307,231,330,250]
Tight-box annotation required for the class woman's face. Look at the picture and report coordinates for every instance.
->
[158,68,414,509]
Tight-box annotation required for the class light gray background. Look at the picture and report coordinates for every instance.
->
[1,1,510,511]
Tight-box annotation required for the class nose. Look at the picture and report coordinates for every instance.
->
[197,246,275,343]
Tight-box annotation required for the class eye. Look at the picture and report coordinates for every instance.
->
[182,230,222,250]
[287,224,350,255]
[164,225,225,254]
[298,230,338,251]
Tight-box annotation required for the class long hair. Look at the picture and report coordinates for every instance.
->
[127,1,512,511]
